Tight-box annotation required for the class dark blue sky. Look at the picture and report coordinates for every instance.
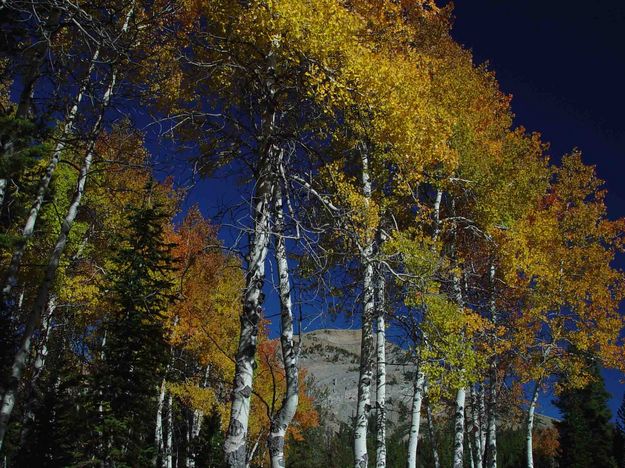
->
[450,0,625,418]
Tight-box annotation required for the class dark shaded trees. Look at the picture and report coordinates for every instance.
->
[555,362,617,468]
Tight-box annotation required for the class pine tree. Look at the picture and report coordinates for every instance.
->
[614,393,625,468]
[81,200,177,466]
[555,362,617,468]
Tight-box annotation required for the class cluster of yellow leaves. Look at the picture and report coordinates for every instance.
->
[499,152,625,385]
[421,294,490,399]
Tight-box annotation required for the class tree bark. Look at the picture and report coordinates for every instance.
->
[223,130,278,468]
[406,368,425,468]
[486,264,498,468]
[453,387,466,468]
[0,179,6,211]
[479,385,487,465]
[426,397,440,468]
[267,176,299,468]
[471,386,484,468]
[374,263,386,468]
[165,393,174,468]
[526,381,540,468]
[17,296,56,448]
[155,378,167,464]
[354,146,375,468]
[188,365,210,468]
[486,374,498,468]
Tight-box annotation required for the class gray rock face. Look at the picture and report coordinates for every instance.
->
[297,328,557,432]
[299,328,416,430]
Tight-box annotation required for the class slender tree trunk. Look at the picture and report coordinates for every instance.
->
[468,419,475,468]
[166,393,174,468]
[17,296,55,448]
[479,385,487,464]
[354,146,375,468]
[267,176,300,468]
[487,374,497,468]
[374,264,386,468]
[188,365,209,468]
[426,397,440,468]
[526,381,540,468]
[406,367,425,468]
[453,387,466,468]
[471,386,484,468]
[0,46,100,312]
[224,118,279,468]
[156,378,167,463]
[0,179,6,211]
[486,264,498,468]
[0,66,116,450]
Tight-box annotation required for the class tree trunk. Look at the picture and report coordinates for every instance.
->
[0,179,6,211]
[406,368,425,468]
[223,134,278,468]
[188,365,210,468]
[487,264,498,468]
[268,177,299,468]
[426,397,440,468]
[0,46,100,312]
[165,393,174,468]
[453,387,466,468]
[354,146,375,468]
[471,386,484,468]
[487,374,497,468]
[17,296,56,448]
[526,381,540,468]
[374,264,386,468]
[479,385,487,465]
[155,378,167,464]
[0,66,116,450]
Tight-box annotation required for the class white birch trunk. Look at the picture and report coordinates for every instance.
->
[155,378,167,463]
[0,179,6,210]
[165,393,174,468]
[374,265,386,468]
[471,386,484,468]
[406,369,425,468]
[354,146,375,468]
[0,46,100,311]
[0,65,116,450]
[486,264,498,468]
[223,115,278,468]
[526,381,540,468]
[426,399,440,468]
[188,365,209,468]
[18,296,56,447]
[267,178,299,468]
[479,385,487,464]
[487,376,497,468]
[468,424,475,468]
[453,387,466,468]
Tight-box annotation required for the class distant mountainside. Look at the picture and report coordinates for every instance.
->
[299,328,414,430]
[298,328,556,432]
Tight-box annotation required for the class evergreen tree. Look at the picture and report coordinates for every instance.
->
[80,201,177,467]
[614,393,625,468]
[555,362,617,468]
